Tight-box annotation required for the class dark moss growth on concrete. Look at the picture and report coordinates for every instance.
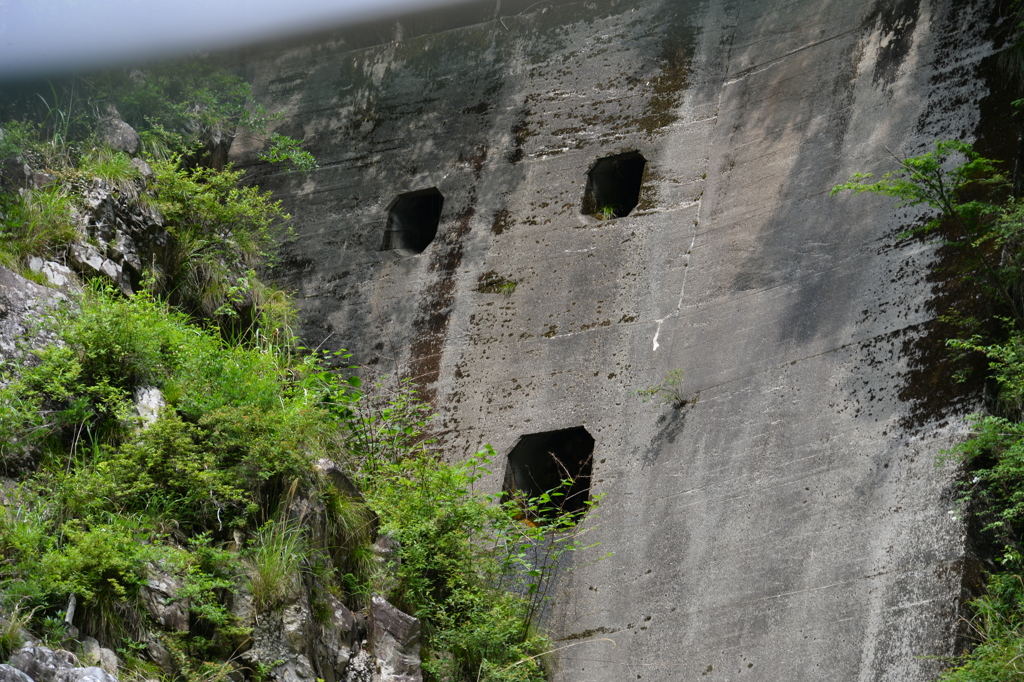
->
[491,208,513,235]
[635,25,698,135]
[476,271,518,295]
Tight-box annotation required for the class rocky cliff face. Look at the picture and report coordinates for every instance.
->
[229,0,1008,678]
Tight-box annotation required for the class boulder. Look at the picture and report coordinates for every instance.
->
[53,667,116,682]
[132,387,164,429]
[68,244,129,295]
[68,244,105,275]
[0,478,17,506]
[95,106,139,156]
[32,173,55,190]
[369,597,421,682]
[143,639,173,675]
[76,639,118,677]
[129,158,153,180]
[8,645,76,682]
[0,158,31,192]
[0,665,34,682]
[138,565,189,632]
[27,258,75,289]
[314,459,363,498]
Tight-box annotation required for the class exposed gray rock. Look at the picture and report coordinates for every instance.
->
[132,387,164,429]
[0,477,17,506]
[310,593,357,682]
[95,106,139,155]
[314,459,362,498]
[32,173,55,190]
[129,158,153,180]
[282,603,308,654]
[66,180,167,295]
[110,232,142,276]
[340,649,373,682]
[76,639,117,677]
[143,639,173,675]
[67,244,127,295]
[0,665,34,682]
[243,600,316,682]
[369,597,421,682]
[27,258,75,289]
[68,244,105,276]
[52,667,116,682]
[0,265,66,392]
[8,644,76,682]
[0,158,31,192]
[138,565,189,632]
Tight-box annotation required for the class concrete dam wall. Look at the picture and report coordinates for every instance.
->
[228,0,1009,678]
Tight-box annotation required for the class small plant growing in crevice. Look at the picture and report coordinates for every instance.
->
[477,271,518,296]
[0,601,30,660]
[638,369,694,409]
[246,516,307,613]
[597,205,616,220]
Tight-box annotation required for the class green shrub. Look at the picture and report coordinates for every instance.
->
[38,516,153,646]
[148,158,291,334]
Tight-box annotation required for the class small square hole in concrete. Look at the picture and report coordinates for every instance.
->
[581,151,647,219]
[380,187,444,254]
[503,426,595,521]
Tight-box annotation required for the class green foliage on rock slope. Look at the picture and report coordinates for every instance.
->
[0,284,580,682]
[0,58,592,682]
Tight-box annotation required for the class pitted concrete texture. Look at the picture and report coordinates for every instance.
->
[230,0,1007,678]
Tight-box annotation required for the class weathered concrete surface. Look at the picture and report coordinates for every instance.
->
[230,0,1007,678]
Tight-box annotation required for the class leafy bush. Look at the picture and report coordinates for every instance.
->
[147,157,291,329]
[0,278,592,681]
[831,141,1019,326]
[361,450,552,682]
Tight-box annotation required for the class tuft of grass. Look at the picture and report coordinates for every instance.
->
[0,186,77,271]
[637,369,693,409]
[476,272,518,297]
[0,602,29,661]
[322,487,376,602]
[72,148,142,200]
[246,517,307,613]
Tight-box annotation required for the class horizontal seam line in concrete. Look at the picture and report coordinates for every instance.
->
[723,25,864,85]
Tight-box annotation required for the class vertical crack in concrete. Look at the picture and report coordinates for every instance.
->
[652,2,734,353]
[652,222,698,352]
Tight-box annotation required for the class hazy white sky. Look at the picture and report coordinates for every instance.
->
[0,0,452,78]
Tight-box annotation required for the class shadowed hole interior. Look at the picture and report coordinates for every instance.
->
[503,426,595,520]
[581,151,647,218]
[380,187,444,253]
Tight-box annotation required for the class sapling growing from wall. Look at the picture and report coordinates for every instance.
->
[832,140,1024,679]
[638,369,693,409]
